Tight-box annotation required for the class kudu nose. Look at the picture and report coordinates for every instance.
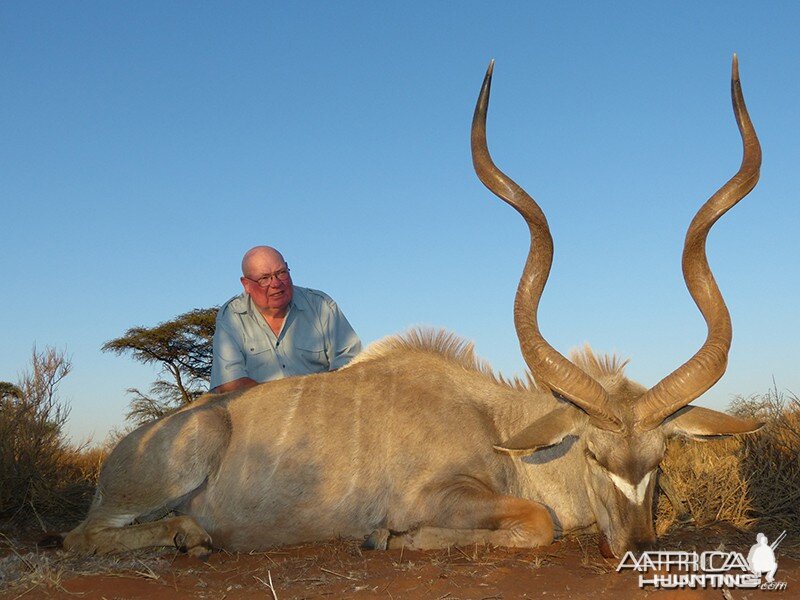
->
[632,538,657,553]
[599,533,657,559]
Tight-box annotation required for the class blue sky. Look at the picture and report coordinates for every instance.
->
[2,2,798,443]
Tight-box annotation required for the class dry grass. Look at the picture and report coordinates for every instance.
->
[0,533,170,595]
[657,387,800,551]
[0,439,108,594]
[1,347,109,535]
[0,440,107,536]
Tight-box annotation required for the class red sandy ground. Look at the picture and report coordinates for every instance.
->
[2,533,798,600]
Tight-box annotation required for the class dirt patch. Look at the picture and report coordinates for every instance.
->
[2,532,798,599]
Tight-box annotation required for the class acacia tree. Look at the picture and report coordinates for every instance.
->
[102,307,218,424]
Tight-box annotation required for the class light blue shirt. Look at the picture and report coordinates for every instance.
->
[210,286,362,388]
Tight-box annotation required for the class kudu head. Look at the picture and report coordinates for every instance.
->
[472,56,763,557]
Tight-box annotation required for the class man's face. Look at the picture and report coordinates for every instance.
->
[241,252,294,314]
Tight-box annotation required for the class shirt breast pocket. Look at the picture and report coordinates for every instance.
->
[294,340,328,373]
[244,343,276,373]
[245,342,273,357]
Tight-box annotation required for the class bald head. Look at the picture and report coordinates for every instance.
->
[240,246,294,316]
[241,246,286,278]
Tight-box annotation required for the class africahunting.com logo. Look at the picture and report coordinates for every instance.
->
[616,532,788,591]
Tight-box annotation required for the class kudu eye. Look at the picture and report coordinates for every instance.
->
[584,448,615,476]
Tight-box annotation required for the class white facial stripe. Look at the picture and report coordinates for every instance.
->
[608,470,654,505]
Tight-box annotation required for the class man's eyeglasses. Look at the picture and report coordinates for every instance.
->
[244,268,291,288]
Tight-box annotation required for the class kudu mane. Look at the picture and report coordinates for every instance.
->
[351,327,625,396]
[569,345,635,398]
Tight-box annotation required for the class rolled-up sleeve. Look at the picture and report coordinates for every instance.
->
[322,299,362,370]
[210,311,249,388]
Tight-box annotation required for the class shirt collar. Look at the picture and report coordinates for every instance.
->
[230,287,306,315]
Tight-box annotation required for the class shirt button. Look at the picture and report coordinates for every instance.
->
[250,347,254,351]
[282,364,286,368]
[276,341,280,346]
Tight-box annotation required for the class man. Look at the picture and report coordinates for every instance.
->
[210,246,362,393]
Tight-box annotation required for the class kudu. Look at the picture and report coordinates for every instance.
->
[64,56,762,558]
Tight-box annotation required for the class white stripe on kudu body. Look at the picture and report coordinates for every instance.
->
[608,471,654,505]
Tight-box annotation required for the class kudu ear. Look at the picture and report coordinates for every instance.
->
[662,406,763,440]
[494,406,587,457]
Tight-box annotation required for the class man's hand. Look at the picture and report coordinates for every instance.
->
[211,377,259,394]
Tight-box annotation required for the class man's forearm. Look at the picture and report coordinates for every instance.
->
[211,377,259,394]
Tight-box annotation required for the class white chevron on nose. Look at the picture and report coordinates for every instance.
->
[609,470,654,504]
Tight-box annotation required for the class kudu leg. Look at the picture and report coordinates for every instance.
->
[367,491,554,550]
[64,404,230,555]
[64,515,212,557]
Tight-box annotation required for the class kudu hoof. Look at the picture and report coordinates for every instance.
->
[174,531,213,559]
[362,528,391,551]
